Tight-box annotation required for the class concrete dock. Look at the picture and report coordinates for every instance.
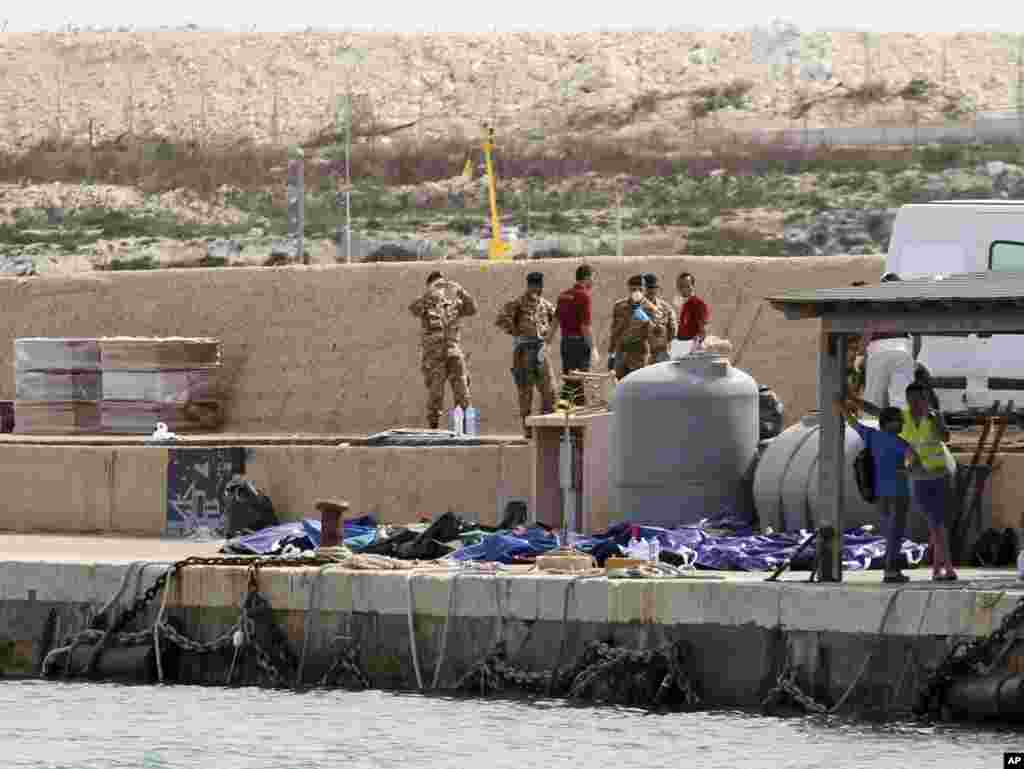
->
[2,535,1022,716]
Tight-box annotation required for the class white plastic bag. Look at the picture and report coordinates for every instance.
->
[670,339,693,359]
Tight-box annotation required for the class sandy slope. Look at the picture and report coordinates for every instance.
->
[0,29,1020,152]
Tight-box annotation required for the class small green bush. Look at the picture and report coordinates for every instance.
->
[689,79,755,119]
[917,144,966,171]
[900,78,935,102]
[844,81,889,105]
[683,227,787,257]
[942,93,978,121]
[104,255,157,270]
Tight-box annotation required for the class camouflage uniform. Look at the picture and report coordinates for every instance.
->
[609,296,657,379]
[409,280,478,428]
[646,295,677,363]
[496,292,557,427]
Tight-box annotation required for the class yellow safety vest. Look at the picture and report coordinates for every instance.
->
[900,409,946,474]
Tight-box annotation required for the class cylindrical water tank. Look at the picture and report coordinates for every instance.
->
[753,411,957,536]
[752,412,821,532]
[610,353,759,527]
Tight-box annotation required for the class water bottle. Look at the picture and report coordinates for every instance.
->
[649,536,661,563]
[449,405,464,435]
[464,406,479,436]
[627,526,648,561]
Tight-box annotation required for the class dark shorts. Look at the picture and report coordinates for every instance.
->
[560,336,591,374]
[914,476,951,528]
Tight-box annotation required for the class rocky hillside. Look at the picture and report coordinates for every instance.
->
[0,28,1021,152]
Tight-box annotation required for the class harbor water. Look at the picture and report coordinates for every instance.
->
[2,680,1019,769]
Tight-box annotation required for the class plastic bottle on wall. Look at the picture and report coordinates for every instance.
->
[626,526,650,561]
[450,405,464,435]
[649,536,661,563]
[464,406,479,436]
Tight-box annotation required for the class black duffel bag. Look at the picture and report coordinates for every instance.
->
[223,476,278,537]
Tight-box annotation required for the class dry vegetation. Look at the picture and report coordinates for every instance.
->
[0,28,1022,271]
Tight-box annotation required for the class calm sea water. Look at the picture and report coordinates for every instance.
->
[2,680,1020,769]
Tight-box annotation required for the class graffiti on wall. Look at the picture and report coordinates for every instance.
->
[166,447,245,536]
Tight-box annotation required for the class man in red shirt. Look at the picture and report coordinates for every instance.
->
[675,271,709,348]
[555,264,595,405]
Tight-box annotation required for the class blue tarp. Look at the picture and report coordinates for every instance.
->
[449,517,927,571]
[222,515,379,555]
[221,511,927,572]
[446,526,560,563]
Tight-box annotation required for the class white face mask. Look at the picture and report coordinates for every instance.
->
[630,290,643,302]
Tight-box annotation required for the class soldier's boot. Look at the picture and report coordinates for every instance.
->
[522,417,532,440]
[428,416,439,430]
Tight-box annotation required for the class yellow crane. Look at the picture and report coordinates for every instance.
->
[481,123,510,260]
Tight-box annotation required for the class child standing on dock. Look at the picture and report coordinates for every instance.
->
[901,382,957,582]
[834,398,914,584]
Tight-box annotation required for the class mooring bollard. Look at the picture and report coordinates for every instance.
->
[316,499,350,547]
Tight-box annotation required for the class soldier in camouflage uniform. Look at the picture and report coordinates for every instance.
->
[496,272,557,438]
[608,275,658,380]
[642,273,677,363]
[409,270,478,429]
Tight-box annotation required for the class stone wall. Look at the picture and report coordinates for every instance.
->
[0,255,885,435]
[0,442,531,535]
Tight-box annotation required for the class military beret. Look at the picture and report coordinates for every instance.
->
[642,273,658,289]
[526,272,544,286]
[627,275,644,287]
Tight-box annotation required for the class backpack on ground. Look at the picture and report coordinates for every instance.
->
[853,446,877,504]
[223,476,278,537]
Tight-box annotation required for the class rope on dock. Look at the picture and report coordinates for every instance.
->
[406,573,425,691]
[762,587,907,717]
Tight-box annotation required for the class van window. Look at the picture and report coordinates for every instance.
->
[894,242,966,277]
[990,241,1024,271]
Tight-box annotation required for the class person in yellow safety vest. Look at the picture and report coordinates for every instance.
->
[850,379,956,581]
[900,381,957,582]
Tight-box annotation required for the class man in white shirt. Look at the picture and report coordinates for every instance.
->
[863,273,921,410]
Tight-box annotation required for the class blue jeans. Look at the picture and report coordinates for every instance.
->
[560,336,591,405]
[877,495,910,571]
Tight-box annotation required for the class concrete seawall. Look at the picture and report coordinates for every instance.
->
[0,255,885,437]
[0,439,532,534]
[3,547,1022,714]
[1,436,1022,537]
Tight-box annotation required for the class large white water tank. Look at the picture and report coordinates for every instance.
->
[610,353,759,526]
[753,411,957,537]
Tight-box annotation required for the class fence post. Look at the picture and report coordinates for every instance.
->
[288,146,306,265]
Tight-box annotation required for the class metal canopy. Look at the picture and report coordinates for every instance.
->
[766,271,1024,582]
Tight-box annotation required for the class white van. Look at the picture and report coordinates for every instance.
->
[885,200,1024,418]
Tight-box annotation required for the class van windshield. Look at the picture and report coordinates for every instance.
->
[990,241,1024,271]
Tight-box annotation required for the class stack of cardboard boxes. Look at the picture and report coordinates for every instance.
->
[14,337,222,434]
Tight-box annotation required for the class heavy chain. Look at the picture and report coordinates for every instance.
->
[158,620,239,655]
[455,638,702,709]
[240,584,298,688]
[46,555,334,683]
[762,662,829,715]
[915,595,1024,718]
[319,639,371,690]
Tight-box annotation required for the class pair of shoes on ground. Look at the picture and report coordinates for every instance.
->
[883,572,910,584]
[883,571,960,584]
